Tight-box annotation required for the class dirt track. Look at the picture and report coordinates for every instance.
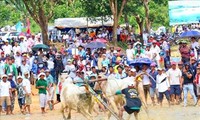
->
[1,85,200,120]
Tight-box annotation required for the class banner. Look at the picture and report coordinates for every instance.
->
[168,1,200,26]
[15,21,22,32]
[26,18,31,35]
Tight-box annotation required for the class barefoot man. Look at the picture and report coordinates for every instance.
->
[36,72,49,114]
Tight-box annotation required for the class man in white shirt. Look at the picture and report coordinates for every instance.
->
[156,68,170,107]
[0,74,12,115]
[2,40,12,55]
[23,72,32,114]
[117,26,122,42]
[20,60,30,77]
[20,37,28,53]
[126,43,134,61]
[12,42,21,55]
[123,68,137,87]
[150,40,161,67]
[167,62,182,105]
[144,44,153,59]
[141,65,151,104]
[190,37,199,58]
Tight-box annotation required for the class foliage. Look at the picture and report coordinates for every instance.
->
[1,0,170,34]
[0,1,22,27]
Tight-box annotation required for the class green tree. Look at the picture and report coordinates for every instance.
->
[0,1,21,27]
[6,0,60,45]
[80,0,127,45]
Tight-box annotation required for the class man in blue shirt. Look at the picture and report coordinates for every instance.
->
[116,84,142,120]
[149,63,159,106]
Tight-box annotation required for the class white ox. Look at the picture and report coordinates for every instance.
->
[94,75,136,120]
[59,73,93,120]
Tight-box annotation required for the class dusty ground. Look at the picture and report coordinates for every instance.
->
[0,85,200,120]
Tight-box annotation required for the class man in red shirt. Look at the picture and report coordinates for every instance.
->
[179,41,190,64]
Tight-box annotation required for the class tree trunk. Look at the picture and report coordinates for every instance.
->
[40,23,49,45]
[135,15,144,44]
[124,13,129,31]
[143,0,150,34]
[113,16,118,46]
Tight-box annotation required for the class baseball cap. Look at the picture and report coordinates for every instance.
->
[1,74,7,79]
[171,62,176,65]
[150,62,156,67]
[157,67,163,71]
[130,68,136,72]
[39,72,45,77]
[17,76,23,79]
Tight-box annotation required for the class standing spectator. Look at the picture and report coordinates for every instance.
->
[16,76,26,114]
[156,68,170,107]
[53,53,64,84]
[12,42,21,56]
[150,40,161,67]
[179,41,190,64]
[167,62,182,105]
[117,26,122,42]
[45,70,54,110]
[2,40,12,55]
[7,73,16,114]
[4,58,18,81]
[14,51,22,75]
[194,67,200,100]
[181,65,197,107]
[149,63,159,106]
[126,43,134,61]
[23,72,32,115]
[19,37,28,53]
[141,64,151,105]
[20,60,30,77]
[0,59,5,77]
[0,75,12,115]
[190,37,199,59]
[36,73,49,114]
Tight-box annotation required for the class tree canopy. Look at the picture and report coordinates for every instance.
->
[0,0,169,39]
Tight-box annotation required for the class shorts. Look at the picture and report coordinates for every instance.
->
[0,96,11,106]
[18,97,25,108]
[39,94,47,108]
[47,87,55,101]
[56,94,61,102]
[124,106,140,114]
[25,95,32,105]
[170,85,181,95]
[149,87,158,98]
[159,90,170,101]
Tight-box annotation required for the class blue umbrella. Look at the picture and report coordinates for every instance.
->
[85,41,106,49]
[129,58,152,66]
[180,30,200,38]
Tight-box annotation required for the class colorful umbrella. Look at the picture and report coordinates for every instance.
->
[94,38,107,43]
[180,30,200,38]
[85,41,106,49]
[129,58,152,66]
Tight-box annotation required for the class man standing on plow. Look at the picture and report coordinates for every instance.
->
[115,84,142,120]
